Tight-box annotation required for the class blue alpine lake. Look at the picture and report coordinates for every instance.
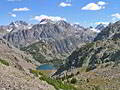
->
[36,64,56,70]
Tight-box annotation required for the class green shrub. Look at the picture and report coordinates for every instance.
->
[21,45,47,63]
[40,76,77,90]
[76,71,80,75]
[29,69,43,76]
[71,78,77,84]
[94,86,101,90]
[29,69,77,90]
[66,73,74,79]
[86,65,96,72]
[0,59,9,66]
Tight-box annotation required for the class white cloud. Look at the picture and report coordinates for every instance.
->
[81,1,106,11]
[13,7,30,11]
[8,13,16,17]
[81,3,103,10]
[97,1,106,6]
[95,22,109,25]
[32,15,67,22]
[59,2,72,7]
[74,22,80,25]
[112,13,120,19]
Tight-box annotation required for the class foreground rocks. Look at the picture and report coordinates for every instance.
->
[0,38,55,90]
[0,64,55,90]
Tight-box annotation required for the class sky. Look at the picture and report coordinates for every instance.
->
[0,0,120,27]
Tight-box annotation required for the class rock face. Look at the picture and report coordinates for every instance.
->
[95,23,106,31]
[0,21,32,37]
[3,20,97,62]
[66,39,120,69]
[54,20,120,76]
[94,21,120,41]
[0,38,37,71]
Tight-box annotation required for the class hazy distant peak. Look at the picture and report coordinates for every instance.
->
[95,23,107,31]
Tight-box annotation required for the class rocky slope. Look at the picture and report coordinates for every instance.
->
[0,38,56,90]
[54,21,120,74]
[55,64,120,90]
[54,21,120,76]
[52,21,120,90]
[53,39,120,76]
[0,64,55,90]
[0,38,39,71]
[64,39,120,70]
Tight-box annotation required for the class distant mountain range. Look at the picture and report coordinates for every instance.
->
[2,19,102,63]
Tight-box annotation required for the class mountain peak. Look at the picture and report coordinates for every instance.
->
[9,21,28,26]
[94,20,120,41]
[38,15,66,24]
[56,20,69,26]
[40,19,54,24]
[95,23,107,31]
[72,24,85,30]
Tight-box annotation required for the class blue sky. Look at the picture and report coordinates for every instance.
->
[0,0,120,27]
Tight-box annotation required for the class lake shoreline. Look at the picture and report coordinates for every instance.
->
[36,64,57,70]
